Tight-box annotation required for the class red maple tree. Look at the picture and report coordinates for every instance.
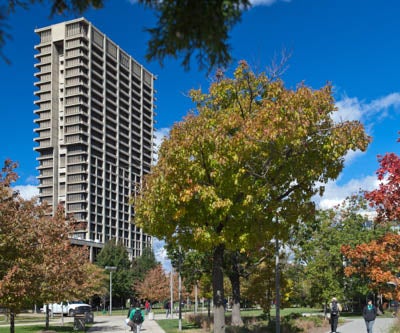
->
[342,144,400,300]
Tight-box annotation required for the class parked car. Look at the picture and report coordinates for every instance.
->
[41,301,91,316]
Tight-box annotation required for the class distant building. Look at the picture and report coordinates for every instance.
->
[33,18,154,260]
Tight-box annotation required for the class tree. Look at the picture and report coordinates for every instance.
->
[2,0,251,71]
[134,264,170,303]
[140,0,250,71]
[131,246,158,282]
[34,205,106,329]
[95,240,135,304]
[342,233,400,301]
[241,244,278,316]
[134,61,370,333]
[0,159,105,333]
[291,195,387,310]
[343,150,400,301]
[0,160,40,332]
[364,152,400,224]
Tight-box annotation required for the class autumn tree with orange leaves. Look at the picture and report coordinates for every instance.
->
[0,160,105,333]
[134,264,193,305]
[342,233,400,300]
[342,150,400,301]
[134,264,170,302]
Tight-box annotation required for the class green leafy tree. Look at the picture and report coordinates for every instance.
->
[2,0,250,71]
[291,195,387,309]
[242,250,276,315]
[134,61,370,333]
[167,247,210,313]
[95,240,134,303]
[131,246,158,282]
[283,262,309,307]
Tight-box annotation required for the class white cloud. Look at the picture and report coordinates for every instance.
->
[343,149,365,167]
[335,92,400,124]
[314,175,379,210]
[153,238,171,272]
[13,185,39,200]
[367,92,400,120]
[334,96,363,122]
[127,0,291,6]
[251,0,291,6]
[153,127,170,163]
[154,128,170,149]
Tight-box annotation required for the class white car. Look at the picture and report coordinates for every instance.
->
[42,301,91,316]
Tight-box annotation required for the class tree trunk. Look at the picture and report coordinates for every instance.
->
[229,252,243,326]
[212,244,225,333]
[45,304,50,329]
[10,311,15,333]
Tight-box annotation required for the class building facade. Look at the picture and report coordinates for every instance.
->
[33,18,154,260]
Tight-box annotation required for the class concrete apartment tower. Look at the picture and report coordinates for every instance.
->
[33,18,154,261]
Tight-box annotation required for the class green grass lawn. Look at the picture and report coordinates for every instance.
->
[0,323,90,333]
[157,319,203,333]
[154,307,354,333]
[0,314,92,333]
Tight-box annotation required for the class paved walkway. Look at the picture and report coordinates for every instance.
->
[88,313,166,333]
[327,317,396,333]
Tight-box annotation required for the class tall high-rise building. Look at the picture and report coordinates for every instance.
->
[33,18,154,260]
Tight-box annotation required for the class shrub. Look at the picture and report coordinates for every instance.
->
[186,313,212,330]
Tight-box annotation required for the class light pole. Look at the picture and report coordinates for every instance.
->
[275,238,280,333]
[178,247,182,331]
[273,212,281,333]
[105,266,117,316]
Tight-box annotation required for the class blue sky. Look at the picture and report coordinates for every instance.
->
[2,0,400,261]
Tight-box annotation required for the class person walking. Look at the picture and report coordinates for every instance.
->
[128,304,145,333]
[329,297,342,333]
[164,300,171,318]
[363,298,377,333]
[145,300,151,314]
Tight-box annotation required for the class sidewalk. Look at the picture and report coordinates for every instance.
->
[326,317,396,333]
[88,313,166,333]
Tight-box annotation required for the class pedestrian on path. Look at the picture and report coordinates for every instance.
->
[363,298,377,333]
[128,304,144,333]
[329,297,342,333]
[164,300,171,318]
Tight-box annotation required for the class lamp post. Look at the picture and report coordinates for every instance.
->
[178,247,182,331]
[273,213,281,333]
[105,266,117,316]
[275,238,280,333]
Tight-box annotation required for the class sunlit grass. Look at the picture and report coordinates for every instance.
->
[0,323,90,333]
[157,319,203,333]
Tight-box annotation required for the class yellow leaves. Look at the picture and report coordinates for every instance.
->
[211,198,232,210]
[243,194,254,206]
[193,227,213,249]
[180,187,195,203]
[135,61,371,269]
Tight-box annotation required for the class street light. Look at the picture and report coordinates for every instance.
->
[275,238,280,333]
[178,247,182,331]
[105,266,117,316]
